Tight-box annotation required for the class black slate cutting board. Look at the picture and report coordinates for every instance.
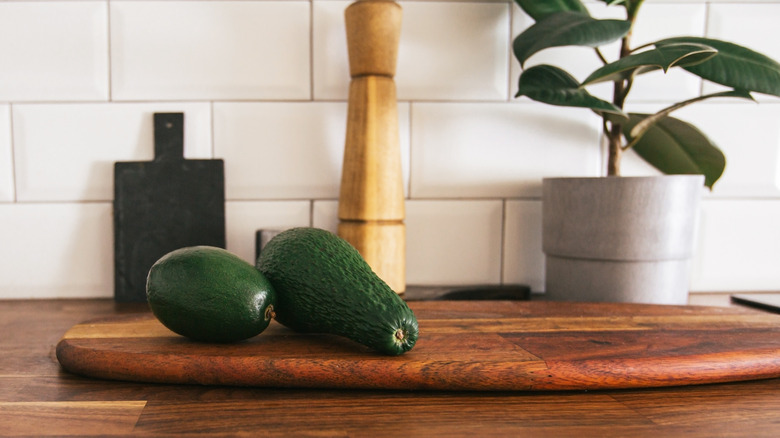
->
[113,113,225,302]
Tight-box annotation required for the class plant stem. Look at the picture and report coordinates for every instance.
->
[595,48,609,65]
[605,2,643,176]
[623,89,755,152]
[606,121,623,176]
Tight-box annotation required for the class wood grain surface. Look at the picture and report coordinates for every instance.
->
[56,301,780,391]
[4,298,780,436]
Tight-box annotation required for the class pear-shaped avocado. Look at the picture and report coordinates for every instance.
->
[147,246,276,343]
[257,227,418,355]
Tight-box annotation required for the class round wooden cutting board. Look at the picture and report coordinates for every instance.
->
[56,301,780,391]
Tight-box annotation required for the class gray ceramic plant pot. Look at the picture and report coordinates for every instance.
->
[542,175,704,304]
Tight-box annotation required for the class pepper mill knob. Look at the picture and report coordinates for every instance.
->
[345,0,402,78]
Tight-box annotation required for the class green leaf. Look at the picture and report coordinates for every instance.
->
[623,113,725,189]
[582,43,717,85]
[514,0,589,21]
[516,65,627,118]
[513,12,632,67]
[655,37,780,97]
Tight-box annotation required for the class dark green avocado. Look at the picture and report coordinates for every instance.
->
[146,246,276,343]
[256,227,418,355]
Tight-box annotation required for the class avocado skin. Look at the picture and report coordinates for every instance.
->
[146,246,276,343]
[257,227,418,355]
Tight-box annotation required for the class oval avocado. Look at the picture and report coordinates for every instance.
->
[146,246,276,343]
[257,227,418,355]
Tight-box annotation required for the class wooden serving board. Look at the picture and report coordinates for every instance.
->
[56,301,780,391]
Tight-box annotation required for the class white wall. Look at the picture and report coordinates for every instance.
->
[1,0,779,298]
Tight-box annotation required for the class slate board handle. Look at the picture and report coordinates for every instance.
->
[154,113,184,161]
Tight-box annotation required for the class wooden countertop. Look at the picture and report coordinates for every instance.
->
[2,298,779,437]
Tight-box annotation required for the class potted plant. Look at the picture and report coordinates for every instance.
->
[512,0,780,303]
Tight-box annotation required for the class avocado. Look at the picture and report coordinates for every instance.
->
[257,227,418,355]
[146,246,276,343]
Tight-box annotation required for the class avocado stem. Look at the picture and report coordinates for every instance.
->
[394,328,405,342]
[264,305,276,321]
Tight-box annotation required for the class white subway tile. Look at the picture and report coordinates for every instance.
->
[690,199,780,292]
[410,102,601,199]
[311,1,351,100]
[406,200,503,286]
[225,200,311,265]
[0,203,113,299]
[677,102,780,198]
[618,101,780,199]
[0,105,12,202]
[0,2,108,102]
[13,103,212,202]
[313,199,505,286]
[312,200,339,233]
[511,3,705,104]
[314,0,510,101]
[706,4,780,102]
[111,1,310,100]
[214,102,411,200]
[398,1,510,101]
[503,200,544,292]
[214,102,345,200]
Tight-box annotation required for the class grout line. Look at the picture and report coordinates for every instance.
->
[1,97,549,106]
[224,198,334,204]
[499,198,507,284]
[209,101,216,159]
[106,0,113,102]
[505,0,513,103]
[700,2,711,98]
[405,196,541,202]
[309,0,315,101]
[11,199,114,205]
[204,196,780,204]
[8,104,17,203]
[10,196,772,207]
[406,102,414,199]
[3,100,113,106]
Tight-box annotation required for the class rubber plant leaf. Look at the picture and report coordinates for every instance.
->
[516,65,626,118]
[514,0,589,21]
[623,113,726,189]
[655,37,780,97]
[513,11,631,67]
[582,43,717,86]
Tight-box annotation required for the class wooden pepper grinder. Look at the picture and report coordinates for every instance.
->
[339,0,406,294]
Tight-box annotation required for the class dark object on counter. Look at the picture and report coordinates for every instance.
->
[436,285,531,301]
[113,113,225,302]
[731,293,780,314]
[255,229,284,260]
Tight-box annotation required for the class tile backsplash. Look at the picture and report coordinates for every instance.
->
[1,0,779,299]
